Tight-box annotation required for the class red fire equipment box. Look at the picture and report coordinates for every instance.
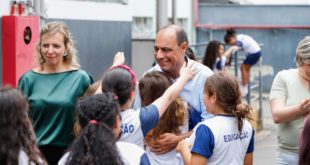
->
[2,16,39,87]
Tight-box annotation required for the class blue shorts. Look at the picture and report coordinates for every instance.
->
[243,51,262,65]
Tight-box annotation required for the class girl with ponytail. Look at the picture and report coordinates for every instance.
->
[101,63,195,148]
[58,93,150,165]
[177,72,254,165]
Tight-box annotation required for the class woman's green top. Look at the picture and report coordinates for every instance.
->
[18,70,93,147]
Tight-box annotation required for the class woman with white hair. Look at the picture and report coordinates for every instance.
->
[270,36,310,165]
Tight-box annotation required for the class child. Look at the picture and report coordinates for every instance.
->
[224,29,262,96]
[202,40,239,72]
[299,115,310,165]
[177,72,254,165]
[58,93,150,165]
[139,71,188,165]
[101,63,195,148]
[0,87,45,164]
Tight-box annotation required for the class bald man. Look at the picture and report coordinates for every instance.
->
[134,25,214,154]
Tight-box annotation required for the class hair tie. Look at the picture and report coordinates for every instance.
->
[89,120,98,125]
[110,65,137,87]
[114,95,119,100]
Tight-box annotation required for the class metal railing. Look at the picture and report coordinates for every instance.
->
[233,52,263,107]
[233,51,263,130]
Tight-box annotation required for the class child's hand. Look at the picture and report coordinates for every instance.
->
[299,97,310,116]
[179,63,197,81]
[176,139,191,153]
[230,46,240,54]
[112,52,125,67]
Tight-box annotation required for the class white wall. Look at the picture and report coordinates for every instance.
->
[129,0,156,17]
[129,0,194,42]
[1,0,11,16]
[0,0,131,22]
[45,0,131,21]
[167,0,191,18]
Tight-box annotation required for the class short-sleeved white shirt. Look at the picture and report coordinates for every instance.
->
[58,142,150,165]
[237,34,261,54]
[188,115,254,165]
[145,124,188,165]
[119,105,159,148]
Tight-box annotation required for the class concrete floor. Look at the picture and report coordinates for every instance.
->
[253,97,277,165]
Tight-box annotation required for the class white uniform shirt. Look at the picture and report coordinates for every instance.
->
[58,142,151,165]
[119,104,159,148]
[188,115,254,165]
[18,149,44,165]
[237,34,261,54]
[117,141,150,165]
[145,124,188,165]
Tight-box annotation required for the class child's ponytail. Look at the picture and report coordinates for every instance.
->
[232,103,253,132]
[204,72,253,132]
[67,121,123,165]
[66,93,123,165]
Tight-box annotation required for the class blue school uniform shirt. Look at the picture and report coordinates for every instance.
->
[214,56,227,71]
[119,104,159,148]
[134,58,214,124]
[188,115,254,165]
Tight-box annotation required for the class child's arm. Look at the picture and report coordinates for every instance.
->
[177,140,208,165]
[191,153,208,165]
[111,52,125,67]
[243,153,253,165]
[151,131,193,154]
[152,63,196,117]
[222,46,240,58]
[94,52,126,94]
[176,139,192,165]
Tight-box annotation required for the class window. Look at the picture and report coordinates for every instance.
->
[132,17,155,39]
[168,18,189,33]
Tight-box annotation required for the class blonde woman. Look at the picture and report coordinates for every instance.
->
[18,21,93,164]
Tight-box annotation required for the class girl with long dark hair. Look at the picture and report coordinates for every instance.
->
[202,40,238,72]
[59,93,150,165]
[0,87,45,165]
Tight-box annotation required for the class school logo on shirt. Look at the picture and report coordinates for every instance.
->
[121,123,135,134]
[223,131,249,142]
